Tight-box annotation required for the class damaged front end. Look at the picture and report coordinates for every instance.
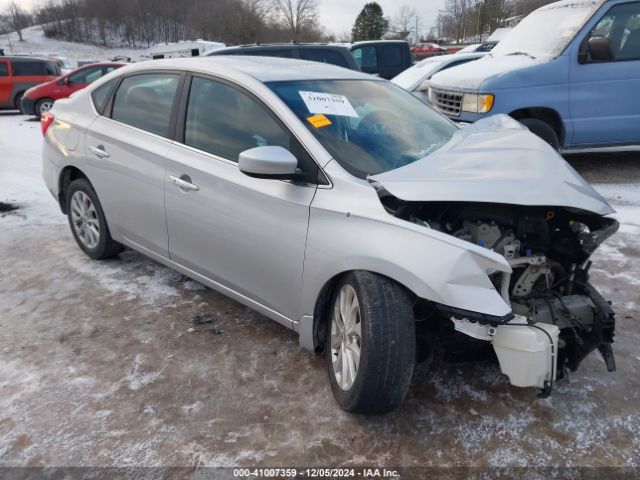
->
[383,197,618,396]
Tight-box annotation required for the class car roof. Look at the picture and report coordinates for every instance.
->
[351,40,409,46]
[2,56,55,63]
[218,43,347,51]
[127,56,373,82]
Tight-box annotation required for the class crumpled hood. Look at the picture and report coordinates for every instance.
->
[370,115,615,216]
[428,54,543,91]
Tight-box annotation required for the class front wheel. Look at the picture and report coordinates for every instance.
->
[519,118,561,151]
[326,271,415,414]
[66,178,123,260]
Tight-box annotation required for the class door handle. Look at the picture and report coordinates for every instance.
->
[89,145,110,158]
[169,175,199,192]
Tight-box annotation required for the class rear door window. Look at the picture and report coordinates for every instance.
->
[111,73,180,137]
[0,61,8,77]
[299,49,349,68]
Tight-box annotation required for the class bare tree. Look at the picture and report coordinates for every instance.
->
[7,0,26,41]
[392,5,417,34]
[271,0,318,40]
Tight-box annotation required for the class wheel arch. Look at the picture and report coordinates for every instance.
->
[58,166,90,214]
[509,107,565,146]
[309,269,418,353]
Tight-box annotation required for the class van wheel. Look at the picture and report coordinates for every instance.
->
[36,98,54,118]
[14,92,24,113]
[325,271,415,414]
[520,118,560,151]
[66,178,123,260]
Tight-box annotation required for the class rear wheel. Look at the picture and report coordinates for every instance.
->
[66,178,123,260]
[326,271,415,414]
[519,117,561,151]
[35,98,54,118]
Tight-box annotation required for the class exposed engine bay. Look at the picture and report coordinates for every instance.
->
[381,195,619,395]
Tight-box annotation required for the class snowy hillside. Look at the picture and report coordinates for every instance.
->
[0,25,147,65]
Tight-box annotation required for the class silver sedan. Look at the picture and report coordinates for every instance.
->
[42,57,618,413]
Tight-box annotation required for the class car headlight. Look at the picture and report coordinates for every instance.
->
[461,93,494,113]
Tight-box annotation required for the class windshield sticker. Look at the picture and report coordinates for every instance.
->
[307,114,333,128]
[299,91,359,118]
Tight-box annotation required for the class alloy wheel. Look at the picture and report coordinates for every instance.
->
[38,100,54,115]
[70,191,100,249]
[331,284,362,390]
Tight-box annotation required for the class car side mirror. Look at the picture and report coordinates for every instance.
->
[588,36,614,62]
[238,146,298,179]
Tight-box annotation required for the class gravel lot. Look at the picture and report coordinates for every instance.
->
[1,111,639,472]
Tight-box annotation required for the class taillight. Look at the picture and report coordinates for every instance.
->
[41,112,55,136]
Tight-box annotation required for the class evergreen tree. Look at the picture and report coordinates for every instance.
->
[351,2,388,42]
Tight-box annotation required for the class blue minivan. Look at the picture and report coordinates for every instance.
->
[427,0,640,150]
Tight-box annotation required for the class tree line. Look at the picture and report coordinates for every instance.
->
[436,0,556,43]
[2,0,325,47]
[2,0,562,48]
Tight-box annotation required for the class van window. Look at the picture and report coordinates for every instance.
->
[590,2,640,61]
[111,73,180,137]
[243,49,293,58]
[12,61,45,76]
[352,46,377,68]
[46,61,61,76]
[383,45,403,66]
[299,48,349,68]
[0,62,8,77]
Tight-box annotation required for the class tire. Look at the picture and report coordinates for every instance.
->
[325,271,415,414]
[35,98,54,118]
[14,92,24,113]
[519,117,561,151]
[65,178,123,260]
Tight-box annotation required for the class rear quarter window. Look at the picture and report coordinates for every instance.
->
[91,78,119,115]
[0,62,8,77]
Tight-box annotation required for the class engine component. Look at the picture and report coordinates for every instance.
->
[530,295,596,330]
[510,255,552,297]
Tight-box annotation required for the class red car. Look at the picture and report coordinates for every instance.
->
[21,62,124,117]
[411,43,448,60]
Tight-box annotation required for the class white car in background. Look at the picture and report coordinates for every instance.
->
[391,52,485,99]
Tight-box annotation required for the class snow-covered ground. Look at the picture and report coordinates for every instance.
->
[0,25,146,66]
[1,110,639,468]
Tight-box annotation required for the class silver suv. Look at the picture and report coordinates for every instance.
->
[42,57,618,413]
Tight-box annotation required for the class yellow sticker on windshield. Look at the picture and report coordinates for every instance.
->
[307,114,332,128]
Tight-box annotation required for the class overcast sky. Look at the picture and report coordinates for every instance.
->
[1,0,445,37]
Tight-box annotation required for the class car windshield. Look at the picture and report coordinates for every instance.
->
[267,79,457,178]
[491,0,602,59]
